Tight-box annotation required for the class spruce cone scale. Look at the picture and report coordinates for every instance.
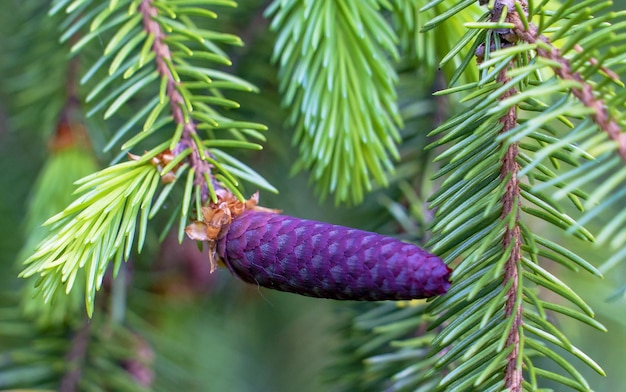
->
[217,211,451,300]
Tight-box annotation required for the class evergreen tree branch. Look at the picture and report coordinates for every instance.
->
[493,0,626,299]
[21,0,277,314]
[421,2,614,390]
[495,0,626,162]
[267,0,402,204]
[16,32,99,324]
[328,3,617,380]
[20,159,162,316]
[489,1,626,277]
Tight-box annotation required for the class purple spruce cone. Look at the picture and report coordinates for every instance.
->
[217,211,452,300]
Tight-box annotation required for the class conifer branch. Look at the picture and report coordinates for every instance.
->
[420,2,612,390]
[267,0,402,204]
[20,0,278,315]
[497,68,523,392]
[494,0,626,162]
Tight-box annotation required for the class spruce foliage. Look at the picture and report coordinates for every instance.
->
[1,0,626,391]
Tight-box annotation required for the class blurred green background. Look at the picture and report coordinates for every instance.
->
[0,1,625,391]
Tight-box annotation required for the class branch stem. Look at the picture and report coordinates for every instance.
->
[139,0,211,199]
[497,66,523,392]
[491,3,525,386]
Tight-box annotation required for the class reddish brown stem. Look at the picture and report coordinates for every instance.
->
[496,67,523,391]
[139,0,212,199]
[489,5,529,390]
